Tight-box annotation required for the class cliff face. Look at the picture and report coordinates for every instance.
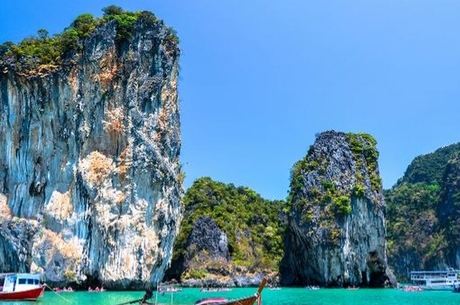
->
[0,14,182,289]
[385,144,460,280]
[437,154,460,269]
[281,131,394,287]
[186,216,230,263]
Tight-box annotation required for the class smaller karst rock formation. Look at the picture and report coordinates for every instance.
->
[280,131,395,287]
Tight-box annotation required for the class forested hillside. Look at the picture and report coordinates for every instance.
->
[165,177,286,285]
[385,143,460,280]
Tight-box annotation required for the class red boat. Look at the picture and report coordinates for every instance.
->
[0,273,45,301]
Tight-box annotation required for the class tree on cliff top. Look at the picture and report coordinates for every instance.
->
[0,6,177,73]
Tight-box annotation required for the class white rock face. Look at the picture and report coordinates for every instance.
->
[0,17,182,289]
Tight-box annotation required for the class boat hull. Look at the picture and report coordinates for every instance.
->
[224,295,258,305]
[422,285,456,291]
[217,279,266,305]
[0,285,45,301]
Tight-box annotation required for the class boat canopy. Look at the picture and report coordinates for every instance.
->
[1,274,42,293]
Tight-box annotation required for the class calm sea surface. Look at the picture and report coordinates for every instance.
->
[1,287,459,305]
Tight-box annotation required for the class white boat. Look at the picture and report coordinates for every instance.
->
[410,268,460,290]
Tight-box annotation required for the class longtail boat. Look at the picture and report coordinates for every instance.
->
[194,278,267,305]
[123,278,267,305]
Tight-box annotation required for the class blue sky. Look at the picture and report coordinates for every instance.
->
[1,1,460,200]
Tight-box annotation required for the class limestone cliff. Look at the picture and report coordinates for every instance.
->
[435,153,460,269]
[385,144,460,279]
[280,131,394,287]
[0,10,182,289]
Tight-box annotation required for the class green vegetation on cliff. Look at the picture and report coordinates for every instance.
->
[385,143,460,279]
[385,182,442,276]
[286,131,382,245]
[288,132,380,217]
[170,177,286,279]
[438,153,460,258]
[0,5,179,73]
[346,133,381,193]
[399,143,460,185]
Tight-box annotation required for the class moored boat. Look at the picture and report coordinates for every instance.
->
[267,282,281,290]
[454,284,460,293]
[159,284,183,293]
[137,278,267,305]
[0,273,45,301]
[200,287,233,292]
[410,268,460,290]
[198,279,266,305]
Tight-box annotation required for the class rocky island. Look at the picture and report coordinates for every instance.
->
[3,6,455,290]
[0,7,182,289]
[280,131,395,287]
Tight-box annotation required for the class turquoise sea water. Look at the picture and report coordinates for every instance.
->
[1,287,459,305]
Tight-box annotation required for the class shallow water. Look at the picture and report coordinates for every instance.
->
[1,287,459,305]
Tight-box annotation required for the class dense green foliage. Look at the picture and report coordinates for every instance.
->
[399,143,460,185]
[385,143,460,279]
[102,5,142,42]
[0,6,179,73]
[438,154,460,258]
[385,182,443,277]
[171,177,286,277]
[346,133,381,193]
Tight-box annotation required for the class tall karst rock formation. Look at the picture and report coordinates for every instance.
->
[281,131,395,287]
[0,9,182,289]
